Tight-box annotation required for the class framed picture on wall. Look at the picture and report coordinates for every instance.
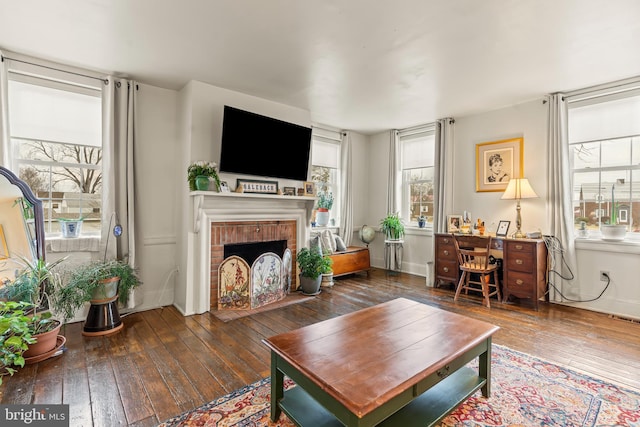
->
[476,137,523,192]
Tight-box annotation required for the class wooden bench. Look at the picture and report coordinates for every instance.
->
[328,246,370,277]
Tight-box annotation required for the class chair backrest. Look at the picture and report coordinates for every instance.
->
[453,235,493,272]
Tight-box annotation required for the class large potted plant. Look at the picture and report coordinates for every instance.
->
[52,259,141,335]
[315,191,334,227]
[0,256,66,359]
[297,248,332,295]
[380,212,405,240]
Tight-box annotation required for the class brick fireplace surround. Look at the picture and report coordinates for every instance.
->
[186,191,316,315]
[210,220,296,308]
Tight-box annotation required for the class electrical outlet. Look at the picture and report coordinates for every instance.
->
[600,271,610,281]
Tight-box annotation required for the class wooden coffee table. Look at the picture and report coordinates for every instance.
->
[263,298,500,427]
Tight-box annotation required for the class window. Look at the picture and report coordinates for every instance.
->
[311,126,341,227]
[7,63,103,236]
[399,124,435,227]
[568,86,640,233]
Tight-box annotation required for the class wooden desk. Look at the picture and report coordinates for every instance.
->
[434,233,548,310]
[263,298,500,426]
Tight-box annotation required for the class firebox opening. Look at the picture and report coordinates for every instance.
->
[224,240,287,266]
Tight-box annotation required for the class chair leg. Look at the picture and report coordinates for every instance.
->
[454,272,466,302]
[494,270,502,302]
[481,274,491,308]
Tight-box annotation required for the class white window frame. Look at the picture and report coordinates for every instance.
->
[399,124,436,229]
[6,59,104,238]
[311,126,342,228]
[567,82,640,236]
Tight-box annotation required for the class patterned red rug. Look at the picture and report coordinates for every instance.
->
[157,345,640,426]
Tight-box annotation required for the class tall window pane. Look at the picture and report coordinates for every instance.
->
[399,125,435,227]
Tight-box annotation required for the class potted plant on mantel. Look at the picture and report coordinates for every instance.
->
[187,161,222,192]
[315,191,334,227]
[380,212,405,240]
[51,259,141,335]
[296,248,332,296]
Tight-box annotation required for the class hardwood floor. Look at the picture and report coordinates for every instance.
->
[2,268,640,426]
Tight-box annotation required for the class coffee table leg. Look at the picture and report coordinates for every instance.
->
[479,338,492,397]
[270,351,284,421]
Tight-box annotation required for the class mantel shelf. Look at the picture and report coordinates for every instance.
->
[190,190,316,202]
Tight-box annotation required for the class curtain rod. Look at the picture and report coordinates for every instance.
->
[1,55,109,85]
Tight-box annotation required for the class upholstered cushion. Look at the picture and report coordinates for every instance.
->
[335,235,347,252]
[310,235,322,255]
[320,229,336,254]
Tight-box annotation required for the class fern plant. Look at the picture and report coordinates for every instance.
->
[380,212,405,240]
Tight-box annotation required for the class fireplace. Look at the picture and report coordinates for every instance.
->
[218,240,291,310]
[185,192,315,316]
[210,220,296,309]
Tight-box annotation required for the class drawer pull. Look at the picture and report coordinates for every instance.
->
[516,279,524,285]
[516,259,523,265]
[436,365,450,379]
[443,267,449,273]
[443,250,449,256]
[515,244,523,250]
[443,238,449,243]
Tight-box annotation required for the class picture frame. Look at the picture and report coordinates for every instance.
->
[447,215,463,233]
[283,186,296,196]
[476,137,523,192]
[297,188,305,196]
[303,181,315,196]
[219,181,230,193]
[496,220,511,237]
[236,179,279,194]
[0,225,8,259]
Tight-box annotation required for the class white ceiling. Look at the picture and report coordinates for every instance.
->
[1,0,639,134]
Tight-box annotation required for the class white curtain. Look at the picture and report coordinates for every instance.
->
[429,118,455,286]
[339,131,353,245]
[547,94,578,301]
[102,77,138,306]
[386,130,400,215]
[433,119,454,234]
[0,52,11,167]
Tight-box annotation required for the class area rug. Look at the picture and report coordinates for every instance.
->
[211,292,314,322]
[157,345,640,426]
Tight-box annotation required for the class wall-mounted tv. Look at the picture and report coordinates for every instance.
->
[219,105,312,181]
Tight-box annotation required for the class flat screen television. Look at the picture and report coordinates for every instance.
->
[219,105,312,181]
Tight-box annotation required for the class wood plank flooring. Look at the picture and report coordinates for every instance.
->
[2,268,640,426]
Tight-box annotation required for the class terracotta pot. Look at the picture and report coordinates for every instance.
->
[23,321,62,359]
[91,276,120,303]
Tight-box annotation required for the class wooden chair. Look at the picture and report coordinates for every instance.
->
[453,236,501,307]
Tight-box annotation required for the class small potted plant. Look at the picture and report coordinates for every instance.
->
[52,259,141,326]
[315,191,334,227]
[417,215,427,228]
[296,248,332,295]
[187,161,221,192]
[380,212,405,240]
[58,217,84,238]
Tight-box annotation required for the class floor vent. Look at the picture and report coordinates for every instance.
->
[609,314,640,324]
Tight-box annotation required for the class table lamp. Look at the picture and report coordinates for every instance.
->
[501,178,538,238]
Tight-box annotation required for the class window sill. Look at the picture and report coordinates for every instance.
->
[575,236,640,254]
[46,234,101,253]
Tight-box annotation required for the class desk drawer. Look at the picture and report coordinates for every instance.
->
[506,241,533,254]
[436,260,458,279]
[505,271,535,297]
[506,251,534,273]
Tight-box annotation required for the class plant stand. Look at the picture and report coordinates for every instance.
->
[82,294,123,337]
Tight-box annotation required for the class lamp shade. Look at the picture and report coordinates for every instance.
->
[501,178,538,200]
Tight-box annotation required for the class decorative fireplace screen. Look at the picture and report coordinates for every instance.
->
[218,248,292,310]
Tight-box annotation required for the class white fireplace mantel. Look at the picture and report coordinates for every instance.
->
[185,191,316,315]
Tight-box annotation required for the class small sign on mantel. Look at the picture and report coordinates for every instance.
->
[236,179,279,194]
